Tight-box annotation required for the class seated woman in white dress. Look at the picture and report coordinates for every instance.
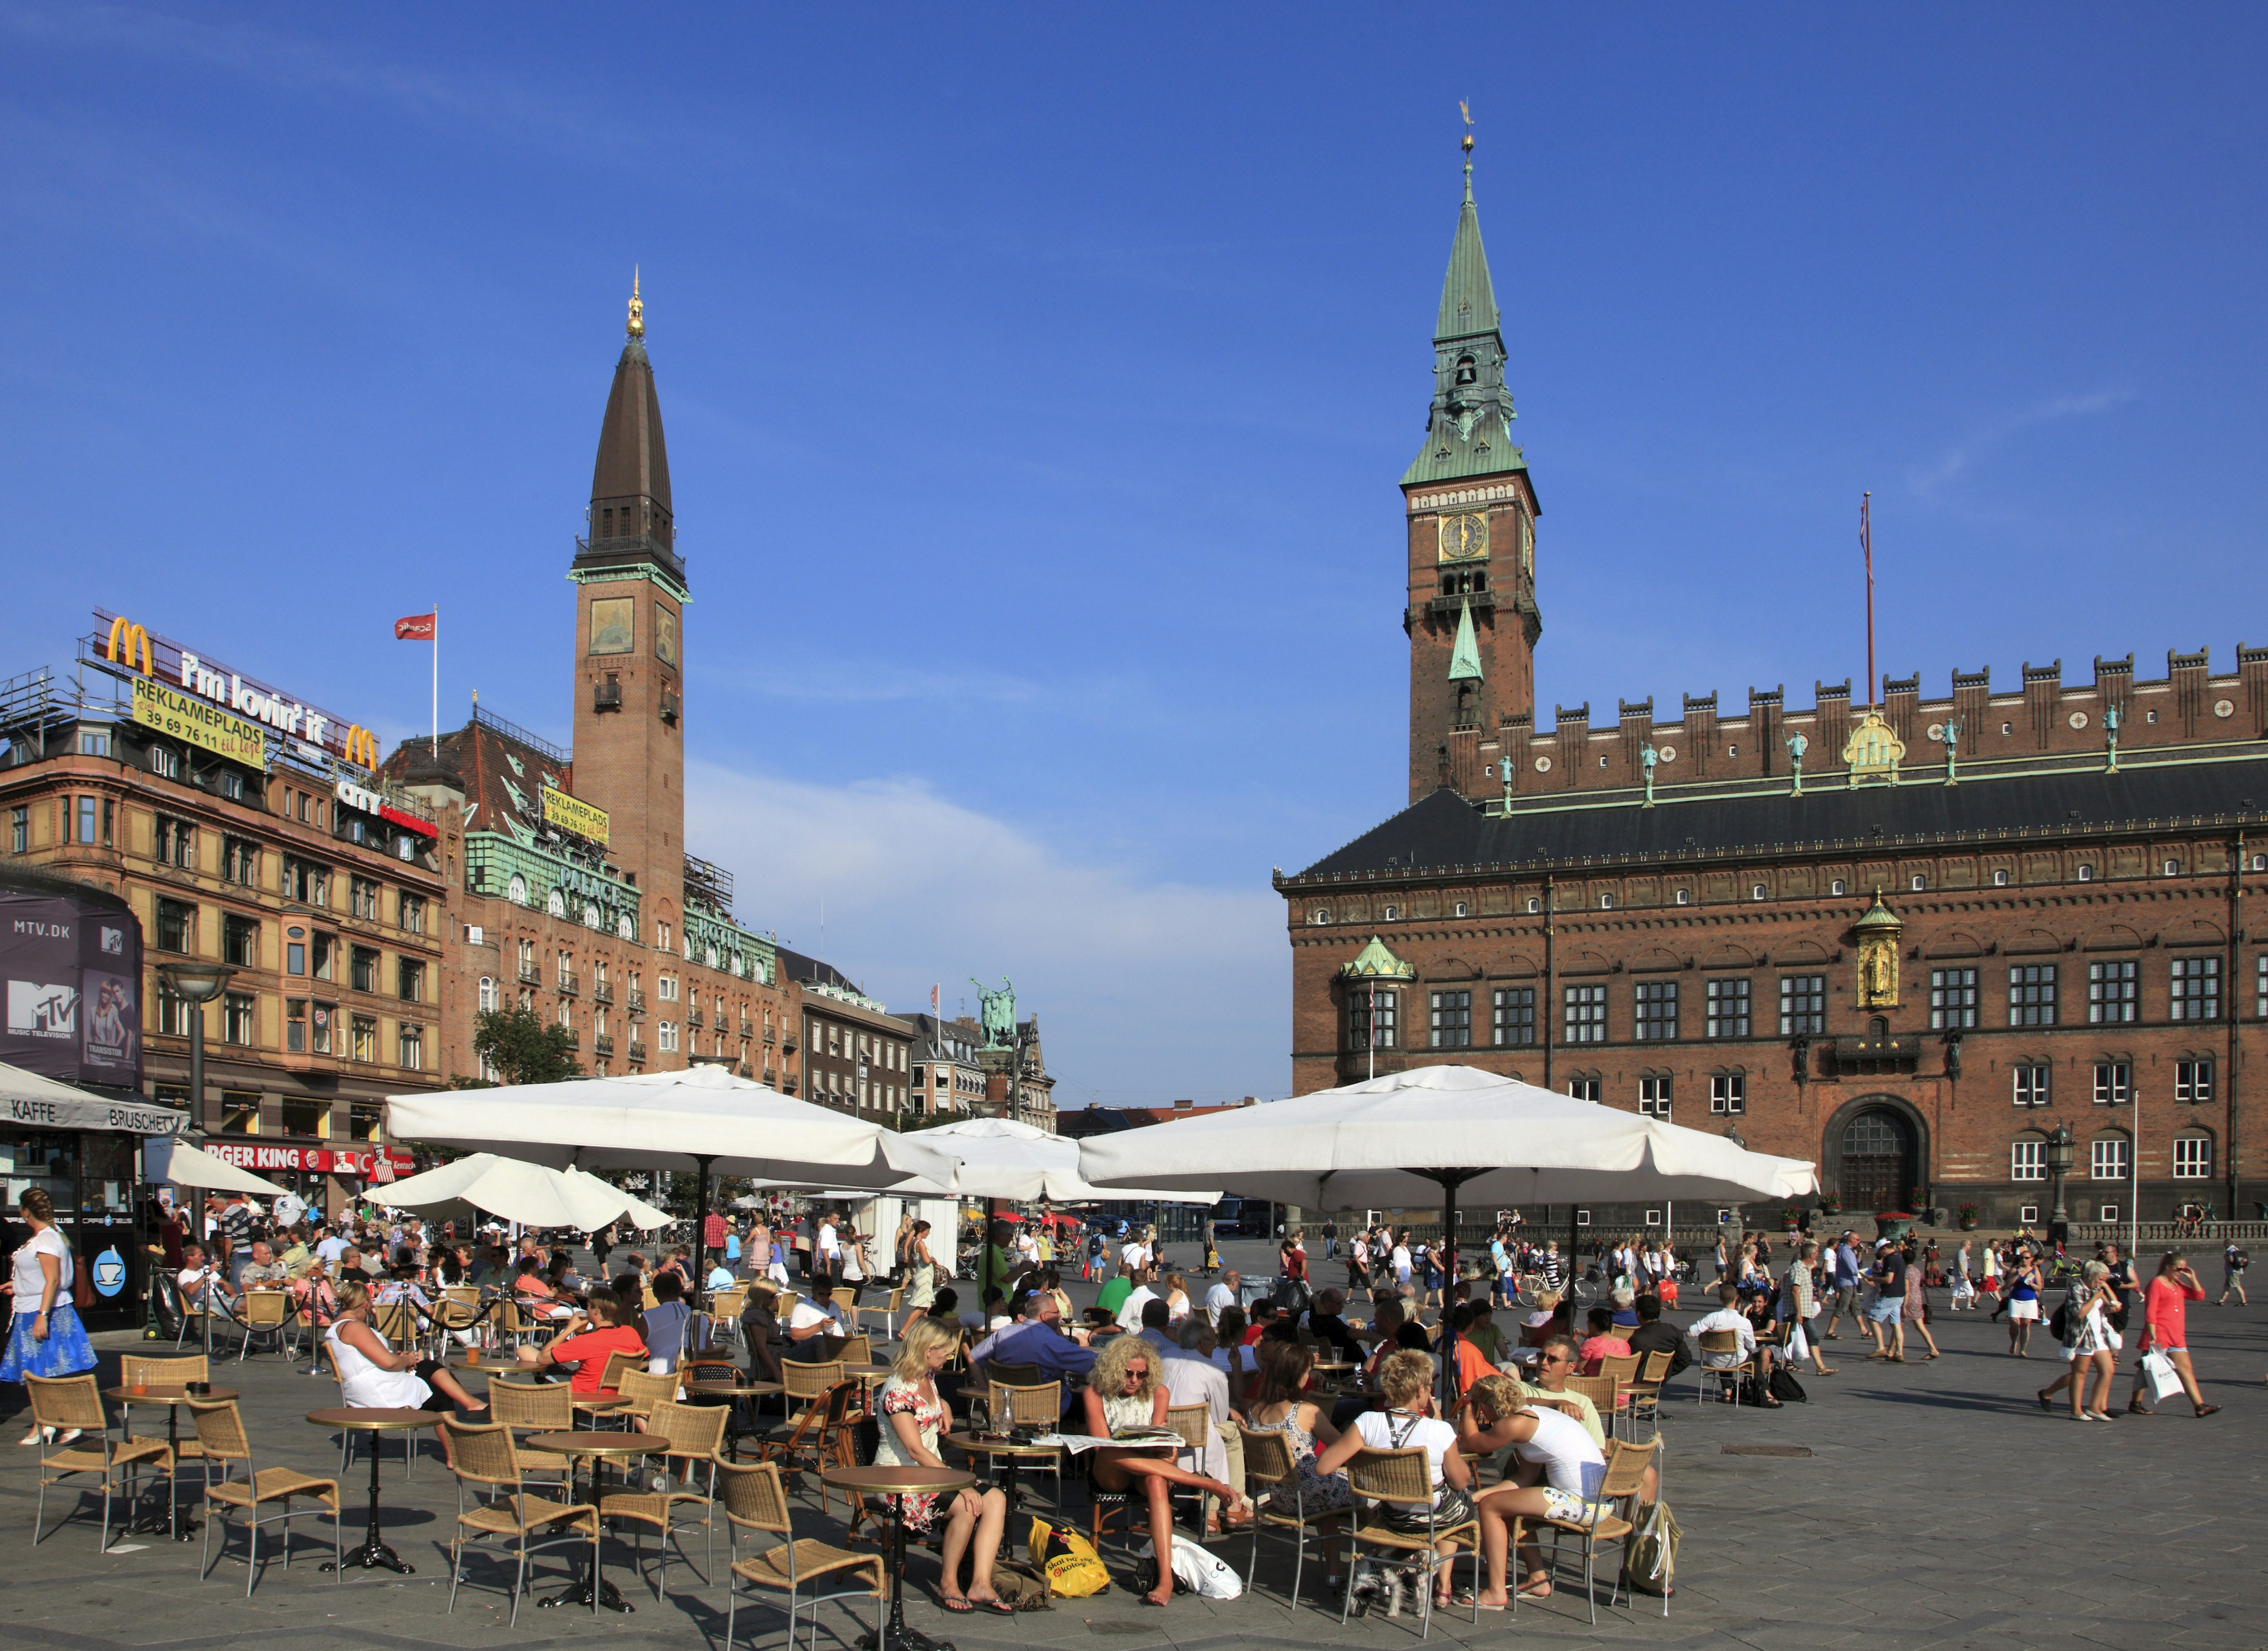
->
[324,1280,486,1412]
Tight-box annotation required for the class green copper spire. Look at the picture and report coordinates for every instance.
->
[1402,142,1526,489]
[1447,598,1484,681]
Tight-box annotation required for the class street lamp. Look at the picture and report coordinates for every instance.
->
[159,960,236,1127]
[2044,1123,2076,1241]
[158,960,234,1356]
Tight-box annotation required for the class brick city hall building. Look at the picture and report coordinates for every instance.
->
[1277,151,2265,1229]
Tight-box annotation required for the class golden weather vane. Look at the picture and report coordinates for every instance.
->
[627,265,644,339]
[1459,99,1474,156]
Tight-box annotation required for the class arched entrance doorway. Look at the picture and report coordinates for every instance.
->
[1838,1109,1917,1213]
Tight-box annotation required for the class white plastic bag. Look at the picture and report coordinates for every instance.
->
[1153,1538,1244,1600]
[2142,1350,2184,1401]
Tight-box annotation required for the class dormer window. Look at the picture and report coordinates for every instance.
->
[1454,354,1478,387]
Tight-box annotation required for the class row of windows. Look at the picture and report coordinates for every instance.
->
[1311,854,2268,926]
[1369,960,2236,1052]
[152,987,425,1069]
[2006,1058,2214,1107]
[151,900,424,1000]
[2006,1132,2215,1182]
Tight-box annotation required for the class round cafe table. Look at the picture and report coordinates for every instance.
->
[305,1408,444,1573]
[107,1385,239,1538]
[520,1431,666,1612]
[821,1465,973,1651]
[682,1380,785,1460]
[945,1433,1060,1515]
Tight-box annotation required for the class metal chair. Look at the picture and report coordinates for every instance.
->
[852,1287,903,1343]
[1338,1446,1480,1641]
[757,1382,858,1508]
[835,1334,872,1366]
[486,1379,575,1492]
[982,1382,1065,1506]
[1534,1437,1658,1623]
[1622,1350,1673,1440]
[717,1460,883,1651]
[436,1418,599,1626]
[601,1399,728,1599]
[25,1374,174,1549]
[1240,1426,1345,1613]
[615,1368,679,1426]
[597,1348,646,1394]
[187,1398,341,1595]
[1566,1373,1620,1432]
[236,1291,297,1363]
[1164,1401,1216,1529]
[1694,1330,1755,1407]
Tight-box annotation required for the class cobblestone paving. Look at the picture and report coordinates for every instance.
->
[5,1274,2262,1651]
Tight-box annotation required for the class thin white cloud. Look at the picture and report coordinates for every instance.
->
[682,761,1288,1108]
[1907,389,2132,500]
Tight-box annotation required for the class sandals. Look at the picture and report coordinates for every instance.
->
[2036,1390,2054,1412]
[2195,1404,2222,1418]
[939,1595,975,1615]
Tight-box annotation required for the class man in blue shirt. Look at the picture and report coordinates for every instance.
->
[1823,1232,1865,1341]
[969,1291,1097,1383]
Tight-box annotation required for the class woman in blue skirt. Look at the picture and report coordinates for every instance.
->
[2,1189,97,1443]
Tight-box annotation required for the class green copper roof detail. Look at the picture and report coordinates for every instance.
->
[1447,599,1484,681]
[1853,890,1904,932]
[1435,165,1500,342]
[1403,159,1529,490]
[1340,935,1416,981]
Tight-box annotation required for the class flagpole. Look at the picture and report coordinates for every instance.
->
[431,603,439,759]
[1860,492,1875,710]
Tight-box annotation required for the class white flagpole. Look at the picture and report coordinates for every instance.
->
[431,605,439,758]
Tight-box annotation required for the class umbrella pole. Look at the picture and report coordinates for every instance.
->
[693,1154,716,1320]
[1430,1171,1468,1418]
[982,1198,1000,1307]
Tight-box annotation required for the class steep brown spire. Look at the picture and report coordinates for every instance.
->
[576,272,682,585]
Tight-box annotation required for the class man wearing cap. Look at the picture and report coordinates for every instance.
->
[1822,1232,1865,1340]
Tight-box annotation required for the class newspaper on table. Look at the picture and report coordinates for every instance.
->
[1032,1428,1182,1456]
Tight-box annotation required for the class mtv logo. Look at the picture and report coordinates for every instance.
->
[100,926,125,955]
[7,981,79,1039]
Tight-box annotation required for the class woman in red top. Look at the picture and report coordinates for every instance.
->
[518,1287,646,1395]
[2127,1252,2219,1417]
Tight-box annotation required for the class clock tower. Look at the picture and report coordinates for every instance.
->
[1401,141,1541,803]
[570,275,688,937]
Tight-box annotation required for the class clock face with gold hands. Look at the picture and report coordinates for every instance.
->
[1437,511,1488,562]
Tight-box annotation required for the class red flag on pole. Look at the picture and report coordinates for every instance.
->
[931,983,941,1013]
[394,612,437,641]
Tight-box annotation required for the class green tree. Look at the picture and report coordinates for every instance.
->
[456,1006,584,1088]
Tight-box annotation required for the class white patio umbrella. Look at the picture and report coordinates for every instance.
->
[147,1138,292,1199]
[562,1167,670,1232]
[1079,1065,1818,1403]
[905,1117,1221,1302]
[386,1065,953,1306]
[372,1153,641,1232]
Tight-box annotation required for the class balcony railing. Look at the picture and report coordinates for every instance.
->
[594,1033,615,1056]
[628,991,647,1014]
[556,977,578,997]
[594,982,614,1004]
[687,1009,703,1029]
[517,965,540,986]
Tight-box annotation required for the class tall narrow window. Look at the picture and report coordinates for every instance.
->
[1778,975,1826,1036]
[1637,1076,1673,1118]
[1705,978,1750,1039]
[2175,1059,2214,1104]
[1930,968,1979,1030]
[2007,964,2057,1027]
[2088,960,2139,1024]
[1563,983,1608,1045]
[2010,1139,2045,1181]
[2173,1136,2213,1179]
[1491,986,1535,1047]
[2012,1065,2051,1108]
[2091,1135,2130,1182]
[1632,981,1678,1041]
[1709,1072,1745,1114]
[2170,957,2221,1022]
[1428,990,1471,1049]
[2093,1062,2132,1105]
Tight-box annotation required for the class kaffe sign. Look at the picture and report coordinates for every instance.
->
[131,676,268,769]
[540,784,611,848]
[0,888,141,1087]
[204,1142,414,1177]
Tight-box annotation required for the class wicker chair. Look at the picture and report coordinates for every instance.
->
[236,1291,298,1363]
[599,1399,729,1599]
[615,1368,679,1425]
[1164,1401,1216,1529]
[1534,1437,1658,1623]
[119,1352,211,1499]
[25,1374,174,1549]
[836,1334,872,1366]
[485,1379,576,1491]
[1566,1374,1620,1430]
[852,1286,903,1343]
[1622,1350,1674,1439]
[437,1419,599,1626]
[187,1399,340,1594]
[717,1460,882,1651]
[755,1382,858,1507]
[980,1382,1064,1507]
[598,1349,646,1395]
[1694,1330,1755,1407]
[1239,1425,1347,1613]
[779,1359,845,1411]
[1338,1447,1480,1640]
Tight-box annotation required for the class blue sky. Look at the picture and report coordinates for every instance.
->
[5,8,2266,1107]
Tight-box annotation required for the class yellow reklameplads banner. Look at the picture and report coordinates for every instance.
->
[540,784,610,847]
[132,676,268,770]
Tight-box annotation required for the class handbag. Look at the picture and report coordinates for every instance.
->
[1028,1517,1110,1598]
[2140,1350,2185,1402]
[1623,1498,1682,1595]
